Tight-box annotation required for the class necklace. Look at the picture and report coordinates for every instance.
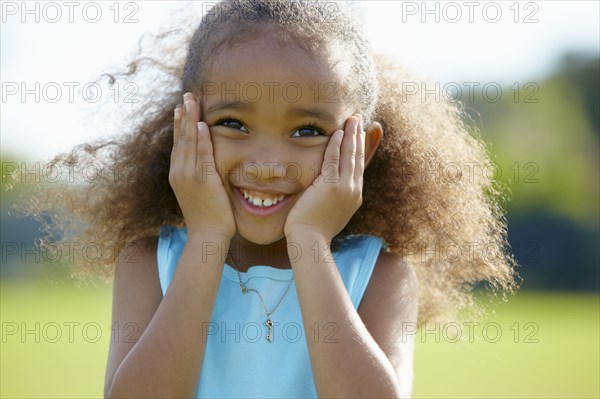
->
[226,255,294,343]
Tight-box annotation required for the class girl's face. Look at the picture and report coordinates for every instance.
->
[200,38,355,245]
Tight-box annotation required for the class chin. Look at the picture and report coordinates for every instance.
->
[236,224,285,245]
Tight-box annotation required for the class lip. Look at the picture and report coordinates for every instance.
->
[233,186,293,216]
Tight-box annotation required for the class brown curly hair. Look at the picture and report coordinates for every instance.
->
[17,0,519,324]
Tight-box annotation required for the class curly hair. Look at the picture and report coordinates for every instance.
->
[17,0,519,324]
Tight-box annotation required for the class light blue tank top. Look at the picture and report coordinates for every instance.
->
[157,225,386,398]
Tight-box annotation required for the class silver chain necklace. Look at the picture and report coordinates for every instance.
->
[227,255,294,343]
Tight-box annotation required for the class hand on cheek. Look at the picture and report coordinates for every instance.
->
[284,114,365,242]
[169,93,236,240]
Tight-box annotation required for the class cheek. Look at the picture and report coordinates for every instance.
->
[209,134,237,179]
[291,149,327,187]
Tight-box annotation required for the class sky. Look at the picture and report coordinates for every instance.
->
[1,0,599,160]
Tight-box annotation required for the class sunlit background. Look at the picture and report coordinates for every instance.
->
[1,1,599,398]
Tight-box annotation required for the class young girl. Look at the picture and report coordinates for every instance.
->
[22,0,518,397]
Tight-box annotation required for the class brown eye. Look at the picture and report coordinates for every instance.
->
[220,119,249,133]
[291,127,323,138]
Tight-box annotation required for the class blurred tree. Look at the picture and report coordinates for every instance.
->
[556,52,600,135]
[467,53,599,291]
[470,54,599,225]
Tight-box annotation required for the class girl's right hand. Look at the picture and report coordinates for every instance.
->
[169,92,236,240]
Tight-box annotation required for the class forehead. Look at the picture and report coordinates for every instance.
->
[212,36,334,75]
[201,38,351,112]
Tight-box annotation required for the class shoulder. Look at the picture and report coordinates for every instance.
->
[358,250,419,397]
[112,235,162,314]
[358,250,419,323]
[115,236,160,277]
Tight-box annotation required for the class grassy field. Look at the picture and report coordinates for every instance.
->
[1,281,598,398]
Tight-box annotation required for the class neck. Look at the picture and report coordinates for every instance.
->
[227,233,291,272]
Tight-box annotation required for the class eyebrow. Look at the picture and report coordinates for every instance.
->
[205,101,255,114]
[286,106,337,124]
[205,102,337,124]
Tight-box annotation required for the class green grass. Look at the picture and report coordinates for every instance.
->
[1,281,598,398]
[1,282,112,398]
[412,292,600,398]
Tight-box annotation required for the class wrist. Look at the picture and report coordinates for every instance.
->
[186,229,232,247]
[285,229,330,248]
[186,223,234,241]
[182,230,231,266]
[286,231,334,267]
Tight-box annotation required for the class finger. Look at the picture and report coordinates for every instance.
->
[184,93,201,169]
[185,93,200,128]
[340,115,358,181]
[180,96,188,140]
[193,95,209,175]
[354,114,365,184]
[171,103,185,173]
[181,94,199,171]
[196,121,215,179]
[196,92,204,122]
[172,105,183,151]
[177,97,189,169]
[321,129,343,184]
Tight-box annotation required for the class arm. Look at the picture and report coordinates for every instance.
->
[285,114,417,397]
[104,232,229,398]
[357,251,418,398]
[106,93,236,397]
[288,233,417,398]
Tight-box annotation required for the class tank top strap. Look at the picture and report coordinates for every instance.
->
[331,234,387,309]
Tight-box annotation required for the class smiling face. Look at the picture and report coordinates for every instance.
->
[199,37,355,245]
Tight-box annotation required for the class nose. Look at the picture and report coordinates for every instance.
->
[244,141,286,182]
[244,160,286,182]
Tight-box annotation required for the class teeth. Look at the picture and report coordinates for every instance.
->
[240,189,286,208]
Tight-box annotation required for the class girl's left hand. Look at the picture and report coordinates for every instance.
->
[284,114,364,243]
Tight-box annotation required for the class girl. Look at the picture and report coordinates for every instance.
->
[22,0,519,397]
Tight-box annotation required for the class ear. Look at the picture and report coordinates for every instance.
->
[364,121,383,168]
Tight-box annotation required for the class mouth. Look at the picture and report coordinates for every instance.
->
[233,186,293,216]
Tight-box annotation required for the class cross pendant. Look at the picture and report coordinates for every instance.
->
[265,319,273,342]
